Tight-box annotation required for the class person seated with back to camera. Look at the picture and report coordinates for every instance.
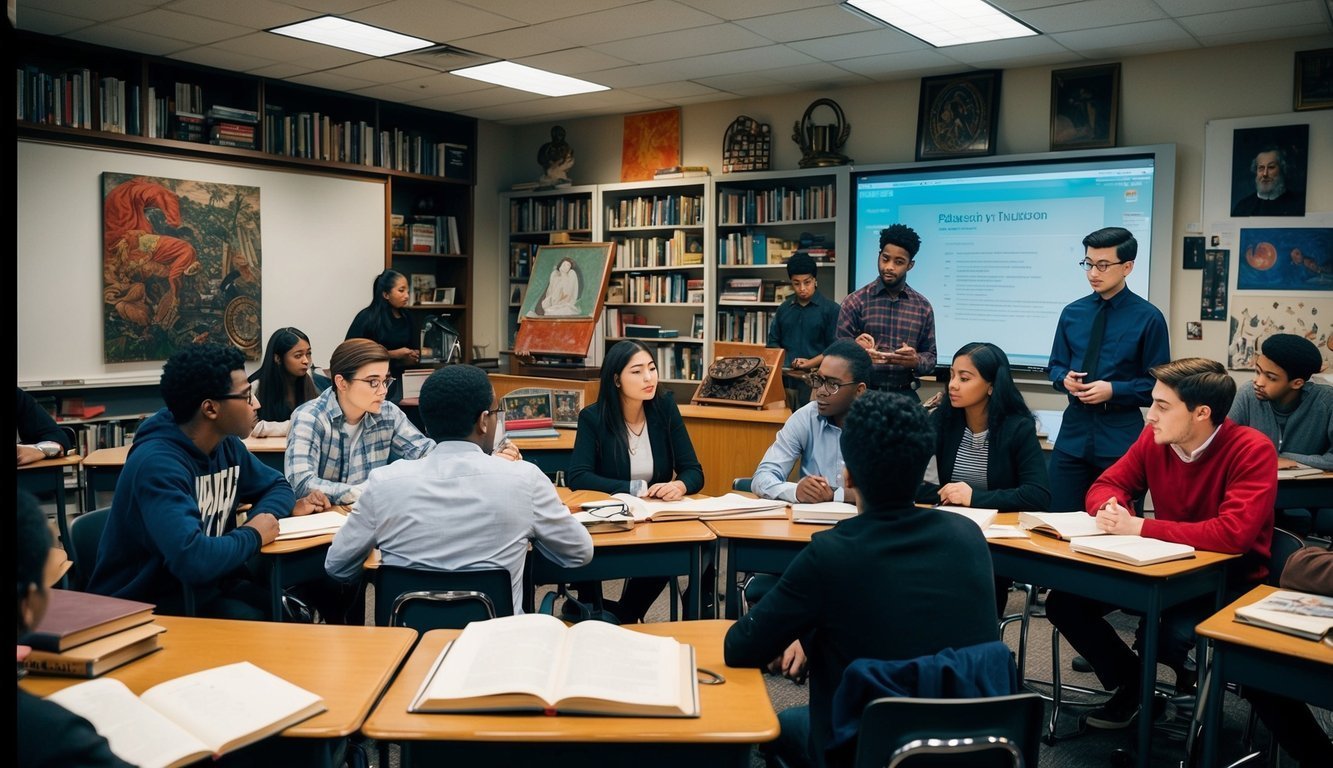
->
[916,341,1051,616]
[752,340,870,504]
[248,326,331,438]
[725,392,1000,768]
[324,364,591,613]
[565,340,705,624]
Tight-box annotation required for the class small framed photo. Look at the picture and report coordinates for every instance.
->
[915,70,1001,161]
[509,284,527,306]
[411,274,435,306]
[551,389,582,428]
[1050,63,1120,150]
[501,388,553,421]
[1294,48,1333,111]
[434,287,456,305]
[1186,321,1203,341]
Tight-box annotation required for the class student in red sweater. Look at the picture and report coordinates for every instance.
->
[1046,357,1276,730]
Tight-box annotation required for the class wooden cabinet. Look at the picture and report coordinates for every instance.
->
[16,30,477,361]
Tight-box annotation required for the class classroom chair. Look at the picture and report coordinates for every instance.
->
[372,565,514,632]
[850,693,1043,768]
[68,506,111,590]
[729,476,780,615]
[732,476,753,493]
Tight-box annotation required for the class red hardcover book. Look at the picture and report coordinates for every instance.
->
[21,590,155,652]
[504,417,554,431]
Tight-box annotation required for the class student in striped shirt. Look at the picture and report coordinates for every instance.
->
[917,342,1051,615]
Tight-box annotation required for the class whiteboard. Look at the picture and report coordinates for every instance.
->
[17,140,385,388]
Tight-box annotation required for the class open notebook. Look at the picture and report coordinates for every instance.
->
[607,493,786,522]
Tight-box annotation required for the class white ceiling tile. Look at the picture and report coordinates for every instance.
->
[625,81,728,98]
[693,72,784,91]
[285,68,380,91]
[762,61,873,86]
[944,34,1074,67]
[346,0,523,43]
[1152,0,1290,14]
[516,48,633,76]
[1196,24,1330,47]
[787,29,927,61]
[427,84,548,109]
[351,72,494,102]
[652,44,820,79]
[17,0,159,23]
[64,25,197,55]
[533,0,724,47]
[321,57,438,83]
[164,0,311,27]
[13,8,98,35]
[170,45,280,73]
[669,90,744,104]
[106,9,253,45]
[1175,2,1326,36]
[274,0,397,14]
[675,0,844,21]
[448,26,573,59]
[590,23,773,64]
[1014,0,1169,34]
[448,0,629,25]
[215,30,372,69]
[1048,19,1197,52]
[733,5,881,43]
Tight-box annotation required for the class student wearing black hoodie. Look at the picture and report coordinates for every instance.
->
[87,343,301,620]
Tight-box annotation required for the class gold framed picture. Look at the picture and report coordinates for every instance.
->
[915,70,1001,161]
[1050,63,1120,150]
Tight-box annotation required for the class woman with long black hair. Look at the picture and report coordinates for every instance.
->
[345,269,418,403]
[248,327,329,437]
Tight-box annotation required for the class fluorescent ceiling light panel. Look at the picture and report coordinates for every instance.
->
[268,16,435,57]
[845,0,1038,47]
[450,61,608,97]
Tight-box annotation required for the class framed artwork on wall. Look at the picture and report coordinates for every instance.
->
[915,70,1001,161]
[1294,48,1333,111]
[1050,63,1120,150]
[621,108,681,182]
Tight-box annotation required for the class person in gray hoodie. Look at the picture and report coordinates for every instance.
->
[1228,333,1332,471]
[88,343,297,619]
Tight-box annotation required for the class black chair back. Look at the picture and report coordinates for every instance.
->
[853,693,1043,768]
[1268,527,1306,587]
[732,477,753,493]
[372,565,514,631]
[69,506,111,590]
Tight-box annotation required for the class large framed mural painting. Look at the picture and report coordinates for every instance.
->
[102,173,262,363]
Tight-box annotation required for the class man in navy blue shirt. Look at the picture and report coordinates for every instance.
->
[768,252,840,411]
[1047,227,1170,512]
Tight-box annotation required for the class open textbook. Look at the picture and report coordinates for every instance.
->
[606,492,786,522]
[1069,535,1195,566]
[1277,465,1324,480]
[43,661,325,768]
[275,510,346,541]
[936,505,998,531]
[410,613,699,717]
[1019,511,1105,541]
[1234,590,1333,642]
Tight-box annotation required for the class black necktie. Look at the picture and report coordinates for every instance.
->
[1082,300,1108,378]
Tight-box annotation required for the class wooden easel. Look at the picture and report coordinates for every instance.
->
[691,342,785,409]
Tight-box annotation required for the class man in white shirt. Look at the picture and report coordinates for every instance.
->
[325,365,592,611]
[752,340,872,503]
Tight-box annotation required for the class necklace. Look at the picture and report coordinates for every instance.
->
[627,421,646,455]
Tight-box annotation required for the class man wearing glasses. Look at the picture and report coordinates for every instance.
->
[836,224,936,397]
[752,340,871,504]
[88,343,302,620]
[325,364,591,613]
[286,338,438,507]
[1047,227,1170,512]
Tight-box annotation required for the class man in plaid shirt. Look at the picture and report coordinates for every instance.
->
[836,224,936,396]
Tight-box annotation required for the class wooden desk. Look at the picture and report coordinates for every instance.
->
[1195,584,1333,767]
[21,615,416,767]
[512,427,577,476]
[19,453,84,567]
[82,437,287,510]
[1276,470,1333,510]
[258,507,350,622]
[360,619,777,768]
[539,489,717,619]
[986,512,1237,768]
[678,404,790,497]
[706,518,819,619]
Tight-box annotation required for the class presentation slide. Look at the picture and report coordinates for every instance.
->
[852,157,1158,370]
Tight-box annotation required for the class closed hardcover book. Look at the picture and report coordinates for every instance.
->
[788,502,857,524]
[22,622,166,678]
[1068,535,1195,566]
[1234,590,1333,642]
[21,590,156,652]
[623,324,662,338]
[936,505,998,531]
[504,416,554,431]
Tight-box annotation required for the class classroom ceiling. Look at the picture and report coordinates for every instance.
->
[15,0,1333,125]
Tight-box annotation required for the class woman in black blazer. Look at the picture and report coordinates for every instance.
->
[566,340,704,623]
[917,342,1051,615]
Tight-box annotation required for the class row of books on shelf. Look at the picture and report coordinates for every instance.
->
[718,233,802,266]
[653,344,703,382]
[71,421,134,454]
[262,106,375,162]
[604,310,706,340]
[509,196,592,233]
[653,165,710,179]
[612,230,704,269]
[391,214,462,255]
[717,182,836,225]
[718,277,795,303]
[381,132,470,178]
[606,274,704,305]
[716,309,774,344]
[607,195,704,228]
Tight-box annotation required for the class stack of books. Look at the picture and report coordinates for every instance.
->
[206,105,259,149]
[20,590,162,678]
[505,415,560,440]
[720,277,763,303]
[653,165,710,179]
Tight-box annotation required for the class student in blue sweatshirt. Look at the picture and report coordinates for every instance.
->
[88,343,303,620]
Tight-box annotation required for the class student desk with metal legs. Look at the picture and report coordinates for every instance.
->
[361,619,778,768]
[1276,470,1333,511]
[1195,584,1333,768]
[18,454,83,555]
[20,615,416,768]
[986,512,1237,768]
[705,519,817,619]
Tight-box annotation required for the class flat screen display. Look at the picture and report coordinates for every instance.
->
[850,146,1174,372]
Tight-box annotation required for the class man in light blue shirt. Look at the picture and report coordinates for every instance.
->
[752,340,872,504]
[325,364,592,612]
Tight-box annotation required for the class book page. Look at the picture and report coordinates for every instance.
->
[140,661,323,755]
[420,613,567,704]
[556,620,682,707]
[936,505,998,530]
[983,525,1029,539]
[615,492,785,522]
[275,510,346,540]
[1020,511,1103,539]
[46,678,210,768]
